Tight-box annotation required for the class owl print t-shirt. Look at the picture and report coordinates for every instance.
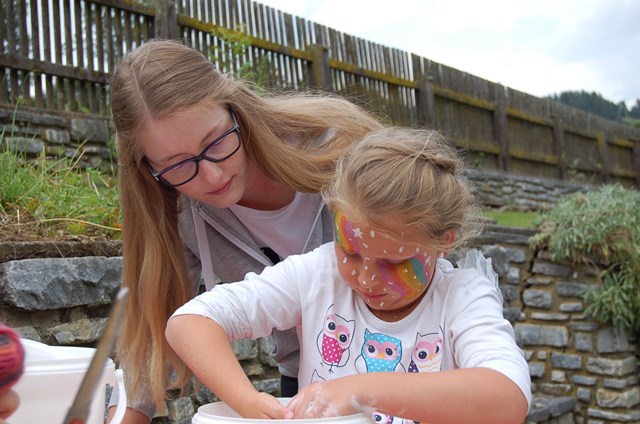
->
[171,243,532,421]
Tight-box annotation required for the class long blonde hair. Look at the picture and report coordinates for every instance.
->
[324,127,483,251]
[109,39,383,409]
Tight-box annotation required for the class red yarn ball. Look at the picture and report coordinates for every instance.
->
[0,324,25,394]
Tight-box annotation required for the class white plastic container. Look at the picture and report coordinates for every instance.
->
[192,398,373,424]
[12,338,119,424]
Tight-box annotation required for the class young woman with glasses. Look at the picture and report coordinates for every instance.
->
[107,39,384,423]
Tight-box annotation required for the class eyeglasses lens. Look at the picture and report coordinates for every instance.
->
[159,124,240,187]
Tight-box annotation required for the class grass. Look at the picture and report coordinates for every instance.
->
[0,142,121,241]
[482,210,540,229]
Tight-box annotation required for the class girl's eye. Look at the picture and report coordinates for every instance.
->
[338,245,360,258]
[383,258,409,266]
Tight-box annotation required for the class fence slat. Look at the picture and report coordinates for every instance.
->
[85,2,96,113]
[104,7,114,72]
[0,1,6,104]
[96,5,104,72]
[0,2,5,103]
[30,0,43,107]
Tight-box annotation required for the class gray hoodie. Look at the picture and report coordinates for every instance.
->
[178,193,334,378]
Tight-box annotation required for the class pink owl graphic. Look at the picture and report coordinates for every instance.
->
[316,304,355,372]
[407,330,443,373]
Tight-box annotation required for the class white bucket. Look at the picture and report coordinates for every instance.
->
[192,398,373,424]
[11,338,116,424]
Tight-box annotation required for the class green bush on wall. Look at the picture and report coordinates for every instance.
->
[529,184,640,334]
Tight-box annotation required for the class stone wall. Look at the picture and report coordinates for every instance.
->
[1,228,638,424]
[0,104,114,170]
[466,168,592,211]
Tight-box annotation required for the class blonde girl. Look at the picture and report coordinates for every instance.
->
[166,127,532,424]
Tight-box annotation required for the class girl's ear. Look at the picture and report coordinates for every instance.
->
[439,229,457,256]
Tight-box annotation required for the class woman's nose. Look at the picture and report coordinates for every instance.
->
[198,160,224,182]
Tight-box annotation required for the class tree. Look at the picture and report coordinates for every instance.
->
[547,90,632,123]
[629,99,640,119]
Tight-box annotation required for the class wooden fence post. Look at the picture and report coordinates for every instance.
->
[552,115,567,180]
[412,54,436,128]
[596,131,610,184]
[155,0,177,40]
[308,44,332,92]
[493,85,510,172]
[633,141,640,189]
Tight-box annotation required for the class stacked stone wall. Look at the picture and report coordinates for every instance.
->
[1,227,638,423]
[0,105,113,169]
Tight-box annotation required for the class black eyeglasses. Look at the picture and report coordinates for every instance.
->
[144,109,241,188]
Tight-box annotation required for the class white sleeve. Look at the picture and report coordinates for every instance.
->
[170,249,319,340]
[448,252,532,408]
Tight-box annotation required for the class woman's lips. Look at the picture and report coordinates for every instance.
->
[207,178,232,195]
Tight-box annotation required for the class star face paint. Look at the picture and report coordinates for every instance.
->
[334,210,439,321]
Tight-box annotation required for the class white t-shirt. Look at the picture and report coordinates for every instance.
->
[172,244,532,414]
[229,191,319,261]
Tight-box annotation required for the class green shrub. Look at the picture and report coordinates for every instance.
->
[529,184,640,333]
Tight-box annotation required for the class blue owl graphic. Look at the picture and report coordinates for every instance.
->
[356,329,404,372]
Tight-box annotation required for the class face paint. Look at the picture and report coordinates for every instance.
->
[333,210,440,320]
[334,210,360,255]
[376,256,430,299]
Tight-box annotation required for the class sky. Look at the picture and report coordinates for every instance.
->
[258,0,640,108]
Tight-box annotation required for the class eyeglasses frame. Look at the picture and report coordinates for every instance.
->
[144,108,241,188]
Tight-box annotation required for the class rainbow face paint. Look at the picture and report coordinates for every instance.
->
[333,211,438,320]
[376,256,430,299]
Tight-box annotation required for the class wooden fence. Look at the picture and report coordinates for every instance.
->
[1,0,640,188]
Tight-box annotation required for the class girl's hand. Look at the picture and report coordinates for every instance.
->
[287,379,372,419]
[236,392,294,419]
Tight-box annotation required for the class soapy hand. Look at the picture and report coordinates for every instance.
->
[236,392,294,419]
[287,378,373,419]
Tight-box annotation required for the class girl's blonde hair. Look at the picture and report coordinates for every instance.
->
[324,127,483,251]
[109,39,383,408]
